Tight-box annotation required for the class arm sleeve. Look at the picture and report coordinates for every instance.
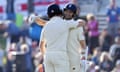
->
[65,20,78,29]
[78,27,85,40]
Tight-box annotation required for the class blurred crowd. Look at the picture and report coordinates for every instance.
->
[84,0,120,72]
[0,0,120,72]
[0,15,44,72]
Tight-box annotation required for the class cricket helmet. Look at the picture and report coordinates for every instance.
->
[64,3,77,14]
[47,4,62,18]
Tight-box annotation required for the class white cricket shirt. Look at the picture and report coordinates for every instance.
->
[67,19,85,65]
[40,16,78,52]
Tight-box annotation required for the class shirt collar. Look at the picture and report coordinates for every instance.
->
[50,16,62,20]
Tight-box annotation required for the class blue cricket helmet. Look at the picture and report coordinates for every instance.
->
[64,3,77,14]
[47,4,62,18]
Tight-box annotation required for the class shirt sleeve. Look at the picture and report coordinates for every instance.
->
[78,27,85,40]
[65,20,78,29]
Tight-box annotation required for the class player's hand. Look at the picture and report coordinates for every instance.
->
[80,59,89,72]
[77,19,86,27]
[28,14,38,24]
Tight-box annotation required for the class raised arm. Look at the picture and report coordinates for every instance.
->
[66,19,86,29]
[28,14,47,26]
[35,17,47,26]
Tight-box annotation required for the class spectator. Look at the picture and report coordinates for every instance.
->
[112,60,120,72]
[106,0,120,36]
[28,13,43,45]
[99,52,113,72]
[0,46,4,72]
[6,43,17,72]
[17,36,32,72]
[6,0,14,14]
[4,20,20,43]
[109,36,120,64]
[91,47,101,65]
[29,22,43,45]
[20,16,29,37]
[0,21,6,34]
[86,13,99,54]
[115,28,120,37]
[99,29,113,52]
[14,42,32,72]
[17,36,29,51]
[20,44,33,72]
[84,22,89,46]
[31,41,39,71]
[31,41,39,56]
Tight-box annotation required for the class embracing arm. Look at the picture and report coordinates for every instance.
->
[28,14,47,26]
[66,19,86,29]
[78,27,88,60]
[35,17,47,26]
[40,40,46,55]
[39,29,46,55]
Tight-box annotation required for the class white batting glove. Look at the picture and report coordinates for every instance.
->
[80,59,89,72]
[80,47,89,72]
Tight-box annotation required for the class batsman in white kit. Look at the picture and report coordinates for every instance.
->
[63,4,88,72]
[39,4,82,72]
[28,3,88,72]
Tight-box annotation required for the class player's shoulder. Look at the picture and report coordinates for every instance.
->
[76,19,85,22]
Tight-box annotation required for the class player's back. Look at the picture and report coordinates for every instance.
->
[44,16,69,52]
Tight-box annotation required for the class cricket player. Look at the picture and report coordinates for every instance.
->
[28,3,88,72]
[63,4,88,72]
[39,4,83,72]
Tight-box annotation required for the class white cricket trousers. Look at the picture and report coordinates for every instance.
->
[69,56,87,72]
[70,60,86,72]
[44,51,70,72]
[69,55,81,72]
